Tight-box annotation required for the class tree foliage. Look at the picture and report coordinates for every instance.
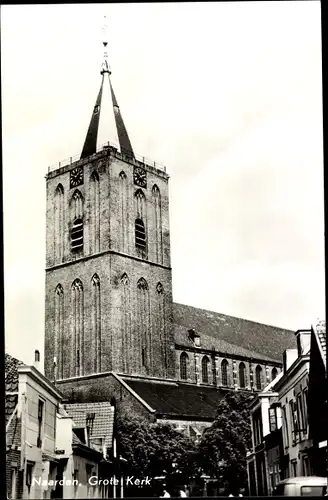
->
[116,413,198,480]
[197,391,254,494]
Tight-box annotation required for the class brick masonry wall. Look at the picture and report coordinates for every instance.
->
[45,151,174,381]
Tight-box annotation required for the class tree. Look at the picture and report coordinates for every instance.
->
[115,413,198,494]
[197,391,255,495]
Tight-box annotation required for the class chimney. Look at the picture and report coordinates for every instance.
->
[295,329,311,357]
[34,350,41,372]
[283,349,298,373]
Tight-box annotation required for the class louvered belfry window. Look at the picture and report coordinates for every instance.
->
[135,218,146,250]
[71,218,83,252]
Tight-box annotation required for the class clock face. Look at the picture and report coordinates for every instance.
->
[70,167,84,189]
[133,167,147,188]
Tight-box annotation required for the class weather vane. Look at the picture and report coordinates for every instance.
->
[101,14,111,75]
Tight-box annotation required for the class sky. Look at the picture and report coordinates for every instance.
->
[2,2,324,365]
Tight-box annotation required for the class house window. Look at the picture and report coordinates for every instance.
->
[142,348,146,367]
[26,462,34,491]
[297,394,305,438]
[290,400,299,443]
[202,356,209,383]
[71,218,84,252]
[180,352,188,380]
[11,468,17,499]
[37,399,44,448]
[255,365,263,390]
[269,407,277,432]
[221,359,228,386]
[302,388,308,428]
[135,218,146,250]
[272,367,278,380]
[282,405,289,447]
[239,362,246,388]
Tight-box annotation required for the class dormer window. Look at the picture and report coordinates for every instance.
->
[188,329,200,347]
[71,218,83,252]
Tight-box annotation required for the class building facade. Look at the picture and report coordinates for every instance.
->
[247,328,322,496]
[6,353,63,500]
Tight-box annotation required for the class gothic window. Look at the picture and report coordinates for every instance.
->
[137,278,151,373]
[121,273,131,372]
[272,367,278,381]
[54,184,64,262]
[134,189,147,258]
[202,356,210,384]
[92,274,101,373]
[156,282,167,374]
[90,171,100,254]
[71,218,84,253]
[255,365,263,390]
[54,284,64,379]
[135,219,146,250]
[239,362,246,388]
[70,189,84,219]
[119,171,128,252]
[71,279,84,377]
[221,359,229,386]
[180,352,188,380]
[152,184,163,264]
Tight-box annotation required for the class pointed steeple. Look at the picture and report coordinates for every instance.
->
[80,16,134,160]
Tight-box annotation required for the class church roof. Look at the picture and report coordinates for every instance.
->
[64,402,115,449]
[122,377,226,420]
[172,303,295,363]
[173,324,279,363]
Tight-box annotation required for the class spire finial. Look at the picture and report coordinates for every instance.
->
[101,15,110,75]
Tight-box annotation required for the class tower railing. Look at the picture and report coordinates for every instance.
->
[47,140,167,174]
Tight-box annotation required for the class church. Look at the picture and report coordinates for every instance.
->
[44,32,296,435]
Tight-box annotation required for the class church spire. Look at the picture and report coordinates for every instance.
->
[80,16,134,160]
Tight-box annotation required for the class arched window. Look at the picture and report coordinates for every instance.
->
[121,273,131,372]
[135,218,146,250]
[71,218,83,252]
[54,184,64,262]
[152,184,163,264]
[239,362,246,388]
[272,367,278,381]
[221,359,229,386]
[119,171,128,252]
[180,352,188,380]
[137,277,150,373]
[255,365,263,390]
[71,279,84,376]
[90,171,100,254]
[55,284,64,379]
[92,274,101,373]
[202,356,210,384]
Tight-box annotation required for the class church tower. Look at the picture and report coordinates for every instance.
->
[44,21,175,382]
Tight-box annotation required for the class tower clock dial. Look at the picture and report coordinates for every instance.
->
[70,167,84,189]
[133,166,147,188]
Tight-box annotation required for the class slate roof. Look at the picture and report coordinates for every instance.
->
[174,324,279,363]
[122,377,225,420]
[64,402,114,449]
[5,353,24,425]
[173,303,295,362]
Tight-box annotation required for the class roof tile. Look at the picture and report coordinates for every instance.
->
[173,303,295,362]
